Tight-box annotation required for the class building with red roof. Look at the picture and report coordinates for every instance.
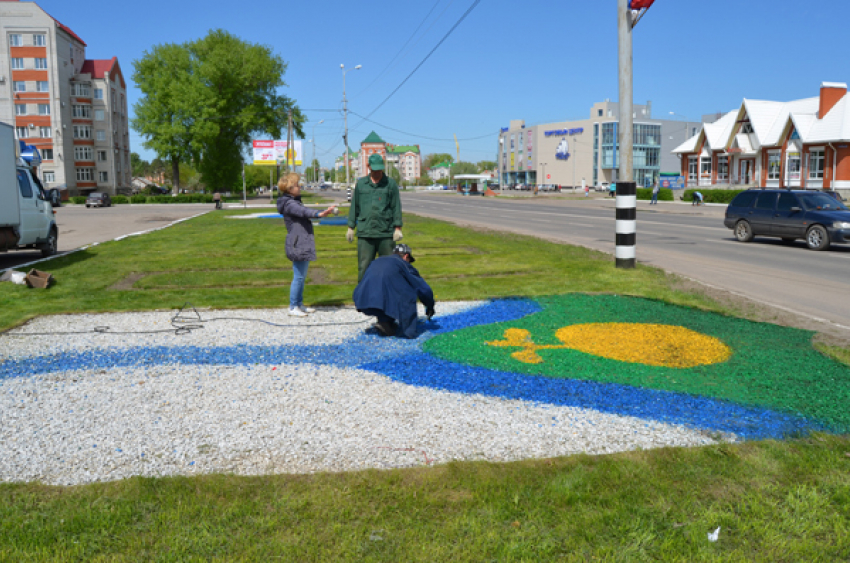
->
[1,0,130,194]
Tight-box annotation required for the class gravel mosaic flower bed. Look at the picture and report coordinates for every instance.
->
[2,295,845,486]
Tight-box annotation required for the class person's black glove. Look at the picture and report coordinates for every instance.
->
[425,306,435,320]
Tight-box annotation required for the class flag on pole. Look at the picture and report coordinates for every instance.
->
[629,0,655,27]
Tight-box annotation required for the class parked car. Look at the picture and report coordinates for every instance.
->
[86,192,112,208]
[724,189,850,251]
[427,184,444,191]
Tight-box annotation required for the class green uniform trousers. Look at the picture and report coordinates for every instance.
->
[357,237,395,282]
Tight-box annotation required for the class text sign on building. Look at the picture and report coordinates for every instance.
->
[253,140,303,166]
[545,127,584,137]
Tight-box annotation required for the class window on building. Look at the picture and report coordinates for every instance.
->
[74,146,93,161]
[36,81,49,92]
[741,122,754,134]
[95,109,105,121]
[15,104,27,116]
[96,130,106,141]
[35,58,48,69]
[33,34,46,46]
[43,171,55,183]
[787,152,801,182]
[94,88,104,100]
[71,83,91,97]
[809,149,825,179]
[767,151,781,180]
[97,150,107,162]
[688,156,698,182]
[72,105,91,118]
[10,34,22,46]
[73,125,92,139]
[42,148,53,160]
[76,168,94,182]
[111,90,116,111]
[99,171,109,183]
[16,126,28,139]
[13,81,26,92]
[717,156,729,181]
[39,127,51,138]
[11,58,24,69]
[700,157,712,177]
[598,109,603,117]
[38,104,50,115]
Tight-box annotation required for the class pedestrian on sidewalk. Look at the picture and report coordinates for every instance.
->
[346,154,404,282]
[213,191,221,210]
[693,191,703,206]
[277,172,337,317]
[650,184,660,205]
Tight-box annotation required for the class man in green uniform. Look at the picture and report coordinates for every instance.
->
[346,154,404,281]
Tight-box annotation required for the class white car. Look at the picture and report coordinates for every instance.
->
[427,184,445,191]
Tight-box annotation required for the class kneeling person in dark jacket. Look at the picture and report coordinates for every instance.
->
[353,244,435,338]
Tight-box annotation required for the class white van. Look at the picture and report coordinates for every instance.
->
[0,123,58,258]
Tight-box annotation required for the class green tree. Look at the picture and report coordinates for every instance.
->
[189,30,303,190]
[452,161,478,175]
[130,152,150,177]
[305,159,321,183]
[477,160,496,172]
[131,43,214,193]
[388,164,401,183]
[423,153,454,169]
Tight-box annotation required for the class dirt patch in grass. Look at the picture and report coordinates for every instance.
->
[108,272,148,291]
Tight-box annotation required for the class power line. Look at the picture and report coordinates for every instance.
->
[349,111,494,142]
[359,0,482,123]
[351,0,446,100]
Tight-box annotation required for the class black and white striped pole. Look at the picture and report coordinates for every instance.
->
[616,0,635,269]
[615,182,636,268]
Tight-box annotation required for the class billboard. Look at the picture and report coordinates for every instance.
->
[253,140,303,166]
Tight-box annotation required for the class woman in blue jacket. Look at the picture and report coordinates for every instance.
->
[277,173,337,317]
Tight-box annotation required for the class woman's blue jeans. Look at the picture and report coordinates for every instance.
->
[290,261,309,310]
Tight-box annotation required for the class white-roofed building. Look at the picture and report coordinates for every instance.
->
[673,83,850,194]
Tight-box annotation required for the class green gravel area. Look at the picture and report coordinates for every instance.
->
[424,294,850,431]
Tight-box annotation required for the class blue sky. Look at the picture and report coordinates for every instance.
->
[32,0,850,168]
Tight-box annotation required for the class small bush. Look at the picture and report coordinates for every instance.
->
[636,188,674,201]
[111,195,128,204]
[130,195,147,204]
[683,189,744,204]
[70,196,87,205]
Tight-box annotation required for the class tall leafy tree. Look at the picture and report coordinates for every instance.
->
[477,160,497,172]
[189,30,303,190]
[131,43,214,193]
[452,161,478,175]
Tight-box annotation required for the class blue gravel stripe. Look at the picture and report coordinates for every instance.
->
[359,353,827,440]
[0,299,542,380]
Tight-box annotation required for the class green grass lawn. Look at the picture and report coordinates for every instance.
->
[1,209,849,560]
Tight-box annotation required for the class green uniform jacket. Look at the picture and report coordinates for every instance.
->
[347,174,403,238]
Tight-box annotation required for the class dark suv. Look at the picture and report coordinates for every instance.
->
[724,189,850,250]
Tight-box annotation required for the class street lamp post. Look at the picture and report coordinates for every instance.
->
[540,162,546,193]
[341,64,361,191]
[669,112,690,187]
[572,136,577,192]
[312,119,324,184]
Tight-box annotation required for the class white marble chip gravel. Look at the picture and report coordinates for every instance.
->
[0,303,733,485]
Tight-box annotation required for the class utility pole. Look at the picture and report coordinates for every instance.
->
[342,64,361,191]
[616,0,636,269]
[311,119,324,185]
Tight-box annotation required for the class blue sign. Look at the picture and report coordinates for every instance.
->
[545,127,584,137]
[500,127,509,133]
[659,176,685,189]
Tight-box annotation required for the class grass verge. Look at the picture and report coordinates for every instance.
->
[1,210,848,559]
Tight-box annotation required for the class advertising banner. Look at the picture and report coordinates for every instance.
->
[253,140,303,166]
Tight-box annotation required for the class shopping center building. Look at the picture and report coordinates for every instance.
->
[672,82,850,194]
[497,100,696,189]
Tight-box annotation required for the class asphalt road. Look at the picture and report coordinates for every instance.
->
[0,203,214,271]
[399,191,850,332]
